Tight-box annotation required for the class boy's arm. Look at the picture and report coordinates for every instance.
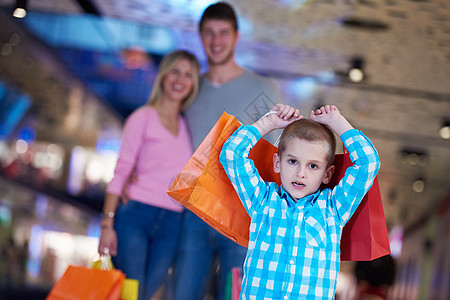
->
[332,130,380,225]
[220,125,270,215]
[220,104,302,215]
[312,105,380,225]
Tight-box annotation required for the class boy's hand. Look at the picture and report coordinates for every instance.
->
[310,105,340,125]
[310,105,353,136]
[269,104,302,128]
[253,104,303,136]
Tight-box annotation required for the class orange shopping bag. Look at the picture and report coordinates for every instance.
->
[167,112,279,247]
[46,265,125,300]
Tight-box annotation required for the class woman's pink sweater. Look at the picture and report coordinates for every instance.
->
[107,106,192,212]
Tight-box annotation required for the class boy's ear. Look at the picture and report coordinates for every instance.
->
[273,153,280,173]
[322,165,335,184]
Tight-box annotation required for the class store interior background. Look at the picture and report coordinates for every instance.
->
[0,0,449,299]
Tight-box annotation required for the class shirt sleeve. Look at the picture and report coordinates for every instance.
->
[331,129,381,226]
[220,125,270,215]
[106,109,146,195]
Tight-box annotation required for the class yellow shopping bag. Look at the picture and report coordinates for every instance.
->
[120,279,139,300]
[91,255,139,300]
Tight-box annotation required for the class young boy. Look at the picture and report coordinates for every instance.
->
[220,104,380,299]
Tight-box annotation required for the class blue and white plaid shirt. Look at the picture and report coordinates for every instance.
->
[220,125,380,300]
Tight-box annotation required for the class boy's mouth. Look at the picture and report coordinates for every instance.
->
[292,181,305,189]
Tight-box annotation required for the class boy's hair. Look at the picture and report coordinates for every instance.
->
[199,2,238,32]
[278,119,337,167]
[147,50,199,111]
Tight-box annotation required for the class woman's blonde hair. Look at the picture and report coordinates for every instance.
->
[147,50,200,110]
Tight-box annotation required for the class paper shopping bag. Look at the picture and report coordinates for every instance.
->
[46,265,125,300]
[168,112,389,261]
[340,177,390,260]
[120,279,139,300]
[91,254,139,300]
[323,149,390,261]
[167,112,279,247]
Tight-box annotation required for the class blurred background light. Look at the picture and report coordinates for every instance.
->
[15,139,28,154]
[348,57,365,83]
[290,77,318,101]
[412,177,426,193]
[13,0,27,19]
[439,121,450,139]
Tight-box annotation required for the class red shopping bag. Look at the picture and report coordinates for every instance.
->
[46,265,125,300]
[323,151,390,261]
[168,112,390,260]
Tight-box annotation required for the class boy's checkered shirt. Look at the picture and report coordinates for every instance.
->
[219,125,380,300]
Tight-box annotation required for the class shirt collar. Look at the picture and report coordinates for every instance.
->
[279,185,320,207]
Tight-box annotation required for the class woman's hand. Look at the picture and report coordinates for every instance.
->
[98,226,118,256]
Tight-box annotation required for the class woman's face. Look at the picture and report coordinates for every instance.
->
[162,58,195,105]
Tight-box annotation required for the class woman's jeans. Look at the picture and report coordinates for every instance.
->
[112,200,182,300]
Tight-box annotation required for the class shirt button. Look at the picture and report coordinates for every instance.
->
[284,296,288,300]
[295,226,299,230]
[290,259,294,264]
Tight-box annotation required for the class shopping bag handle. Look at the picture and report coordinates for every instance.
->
[91,248,114,271]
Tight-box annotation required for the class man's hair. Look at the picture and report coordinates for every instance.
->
[278,119,337,166]
[199,2,238,32]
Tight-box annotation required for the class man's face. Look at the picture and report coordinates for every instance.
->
[273,138,334,201]
[200,19,239,66]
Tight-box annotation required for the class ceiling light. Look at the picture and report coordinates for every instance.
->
[439,121,450,139]
[412,177,425,193]
[399,149,427,166]
[348,57,365,83]
[349,68,364,82]
[13,0,27,19]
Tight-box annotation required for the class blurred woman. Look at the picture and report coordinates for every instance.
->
[98,50,199,300]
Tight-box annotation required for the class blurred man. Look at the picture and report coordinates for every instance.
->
[172,2,281,300]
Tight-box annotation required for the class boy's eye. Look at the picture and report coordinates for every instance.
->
[288,159,297,165]
[309,163,318,169]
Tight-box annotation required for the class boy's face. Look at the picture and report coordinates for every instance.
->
[200,19,239,66]
[273,138,334,201]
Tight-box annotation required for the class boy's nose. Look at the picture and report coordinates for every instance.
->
[296,167,306,178]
